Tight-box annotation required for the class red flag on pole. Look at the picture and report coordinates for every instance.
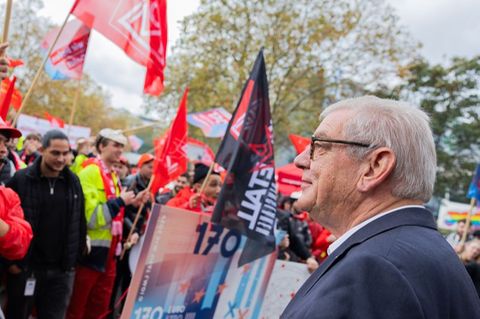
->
[70,0,167,95]
[44,111,65,128]
[288,133,310,154]
[0,76,17,120]
[41,19,91,80]
[151,88,188,195]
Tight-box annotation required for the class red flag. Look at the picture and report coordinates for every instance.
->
[288,133,310,154]
[151,88,188,194]
[71,0,167,95]
[0,76,17,120]
[44,111,65,128]
[7,58,24,68]
[41,19,91,80]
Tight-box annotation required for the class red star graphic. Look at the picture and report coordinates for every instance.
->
[242,264,251,274]
[217,283,228,295]
[290,291,296,299]
[238,308,250,319]
[178,281,190,294]
[193,288,205,303]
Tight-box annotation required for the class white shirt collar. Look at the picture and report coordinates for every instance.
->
[327,205,425,255]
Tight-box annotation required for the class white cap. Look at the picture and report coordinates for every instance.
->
[98,128,127,145]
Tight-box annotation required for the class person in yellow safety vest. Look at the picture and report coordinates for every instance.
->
[66,129,149,319]
[70,138,89,175]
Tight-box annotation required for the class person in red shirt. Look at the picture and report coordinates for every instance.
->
[166,163,221,213]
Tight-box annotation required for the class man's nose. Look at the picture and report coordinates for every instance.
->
[294,147,310,170]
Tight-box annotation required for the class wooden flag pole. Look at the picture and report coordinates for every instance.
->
[198,162,215,195]
[12,10,71,126]
[121,122,159,134]
[119,175,155,260]
[460,197,476,247]
[2,0,13,43]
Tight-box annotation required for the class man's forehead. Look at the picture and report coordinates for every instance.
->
[313,110,350,137]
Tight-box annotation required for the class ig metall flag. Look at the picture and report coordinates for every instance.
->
[213,50,277,266]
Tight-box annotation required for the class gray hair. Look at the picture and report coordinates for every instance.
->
[321,96,436,202]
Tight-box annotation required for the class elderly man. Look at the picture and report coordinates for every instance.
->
[281,96,480,318]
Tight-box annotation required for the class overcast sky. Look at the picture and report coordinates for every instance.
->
[38,0,480,115]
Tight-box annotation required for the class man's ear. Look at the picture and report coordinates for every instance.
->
[357,147,396,192]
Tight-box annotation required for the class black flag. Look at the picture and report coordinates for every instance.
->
[213,50,277,266]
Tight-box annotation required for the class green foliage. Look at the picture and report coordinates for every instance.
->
[371,56,480,202]
[143,0,417,154]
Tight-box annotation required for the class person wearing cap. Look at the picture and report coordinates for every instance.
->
[109,153,154,315]
[5,130,85,319]
[19,132,42,166]
[166,163,222,213]
[0,117,23,185]
[66,129,148,319]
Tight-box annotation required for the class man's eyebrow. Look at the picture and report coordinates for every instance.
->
[313,132,330,139]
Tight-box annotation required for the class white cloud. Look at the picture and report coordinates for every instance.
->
[38,0,200,113]
[387,0,480,63]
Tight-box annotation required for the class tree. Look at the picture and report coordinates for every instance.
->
[144,0,417,153]
[370,56,480,202]
[1,0,141,134]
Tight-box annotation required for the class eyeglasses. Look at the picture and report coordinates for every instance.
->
[310,135,371,160]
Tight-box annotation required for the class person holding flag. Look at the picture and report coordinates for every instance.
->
[66,129,148,319]
[166,163,222,213]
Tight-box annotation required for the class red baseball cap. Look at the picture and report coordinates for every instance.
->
[0,117,21,139]
[137,153,154,168]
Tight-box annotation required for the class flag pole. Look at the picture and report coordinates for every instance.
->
[199,162,215,195]
[460,197,476,247]
[2,0,13,43]
[119,175,155,260]
[121,123,159,134]
[12,10,71,126]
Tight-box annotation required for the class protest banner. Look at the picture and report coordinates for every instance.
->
[121,204,276,319]
[259,260,310,319]
[16,114,90,144]
[437,198,480,231]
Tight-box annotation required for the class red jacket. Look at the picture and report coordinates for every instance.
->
[0,186,32,260]
[166,187,215,213]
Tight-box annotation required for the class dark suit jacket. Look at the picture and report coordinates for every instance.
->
[281,207,480,318]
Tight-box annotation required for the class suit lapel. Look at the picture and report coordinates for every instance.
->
[300,207,437,296]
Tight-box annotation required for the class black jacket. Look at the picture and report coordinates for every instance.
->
[6,157,86,271]
[123,173,150,239]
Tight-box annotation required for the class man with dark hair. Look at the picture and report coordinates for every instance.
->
[0,117,22,185]
[157,172,190,204]
[5,129,86,319]
[67,128,148,319]
[19,132,42,166]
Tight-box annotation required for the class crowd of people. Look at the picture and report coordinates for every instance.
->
[0,115,337,319]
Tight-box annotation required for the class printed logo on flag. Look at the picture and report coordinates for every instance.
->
[187,107,232,138]
[110,0,166,67]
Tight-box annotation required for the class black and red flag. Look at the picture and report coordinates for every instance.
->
[213,50,277,266]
